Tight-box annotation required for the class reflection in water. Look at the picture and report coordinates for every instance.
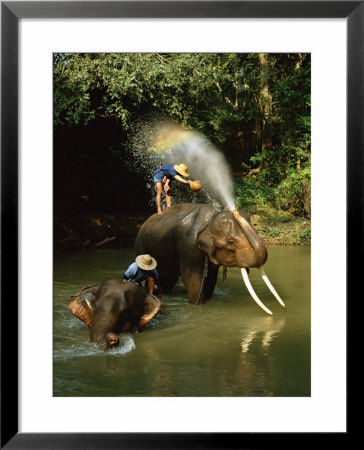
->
[140,337,175,397]
[152,373,175,397]
[240,317,286,354]
[104,356,120,373]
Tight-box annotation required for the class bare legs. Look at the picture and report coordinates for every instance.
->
[155,181,172,214]
[156,182,163,214]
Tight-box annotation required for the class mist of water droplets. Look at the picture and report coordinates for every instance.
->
[126,120,236,211]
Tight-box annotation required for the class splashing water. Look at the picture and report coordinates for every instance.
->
[168,129,236,211]
[127,121,236,211]
[53,333,136,361]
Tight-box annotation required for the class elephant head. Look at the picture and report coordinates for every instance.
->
[197,207,285,315]
[67,283,161,350]
[197,208,267,268]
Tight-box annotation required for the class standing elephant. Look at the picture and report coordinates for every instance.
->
[135,203,284,314]
[67,279,161,350]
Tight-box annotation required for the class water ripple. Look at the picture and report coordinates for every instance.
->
[54,333,136,360]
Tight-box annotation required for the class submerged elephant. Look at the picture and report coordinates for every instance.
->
[135,203,284,315]
[67,279,161,350]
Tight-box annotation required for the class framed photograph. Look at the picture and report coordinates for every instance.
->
[2,1,357,448]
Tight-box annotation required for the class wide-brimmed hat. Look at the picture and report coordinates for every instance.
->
[136,254,157,271]
[174,163,190,177]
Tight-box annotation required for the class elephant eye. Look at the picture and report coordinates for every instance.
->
[227,239,234,246]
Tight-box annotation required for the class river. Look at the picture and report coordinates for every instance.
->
[53,245,310,397]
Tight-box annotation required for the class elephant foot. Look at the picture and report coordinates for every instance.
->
[67,298,95,328]
[138,294,161,327]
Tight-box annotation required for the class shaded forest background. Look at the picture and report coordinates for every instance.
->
[54,53,311,247]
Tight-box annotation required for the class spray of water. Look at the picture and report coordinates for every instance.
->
[169,130,236,211]
[127,120,236,211]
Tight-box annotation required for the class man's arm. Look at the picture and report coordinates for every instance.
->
[174,174,192,185]
[123,263,136,282]
[146,276,155,295]
[151,269,162,295]
[164,177,171,192]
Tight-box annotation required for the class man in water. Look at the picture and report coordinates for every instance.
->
[154,163,192,214]
[123,254,162,295]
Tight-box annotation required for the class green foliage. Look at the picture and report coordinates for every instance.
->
[274,166,311,218]
[292,227,311,245]
[234,165,311,219]
[54,53,310,162]
[54,53,272,140]
[269,229,281,237]
[234,177,275,210]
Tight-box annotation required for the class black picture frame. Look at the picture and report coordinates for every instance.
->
[1,1,357,448]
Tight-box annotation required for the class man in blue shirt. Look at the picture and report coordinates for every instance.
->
[153,163,192,214]
[123,254,161,295]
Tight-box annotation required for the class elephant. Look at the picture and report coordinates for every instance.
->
[135,203,285,315]
[67,279,161,350]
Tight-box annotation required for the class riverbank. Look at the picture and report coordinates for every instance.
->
[248,210,310,246]
[54,213,148,250]
[54,210,310,250]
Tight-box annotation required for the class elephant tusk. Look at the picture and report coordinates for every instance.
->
[258,267,285,307]
[241,268,273,315]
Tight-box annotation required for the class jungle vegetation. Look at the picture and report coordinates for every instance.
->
[54,53,310,245]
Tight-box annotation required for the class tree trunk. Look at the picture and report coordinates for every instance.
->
[259,53,273,155]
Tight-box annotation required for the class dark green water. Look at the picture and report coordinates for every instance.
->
[53,246,310,397]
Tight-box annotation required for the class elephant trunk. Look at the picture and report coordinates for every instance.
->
[91,313,119,351]
[233,209,285,315]
[232,208,267,268]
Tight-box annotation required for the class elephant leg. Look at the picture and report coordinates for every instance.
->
[202,263,219,300]
[181,272,204,304]
[159,271,179,293]
[179,260,205,304]
[180,260,219,304]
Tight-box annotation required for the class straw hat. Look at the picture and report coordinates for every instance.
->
[136,254,157,271]
[174,163,190,177]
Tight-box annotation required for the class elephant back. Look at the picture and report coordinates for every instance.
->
[135,204,217,257]
[136,204,217,241]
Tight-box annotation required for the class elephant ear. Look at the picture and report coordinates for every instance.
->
[197,231,219,265]
[67,284,99,328]
[139,294,161,327]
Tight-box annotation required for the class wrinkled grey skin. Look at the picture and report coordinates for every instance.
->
[68,280,160,351]
[135,203,267,304]
[90,280,148,350]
